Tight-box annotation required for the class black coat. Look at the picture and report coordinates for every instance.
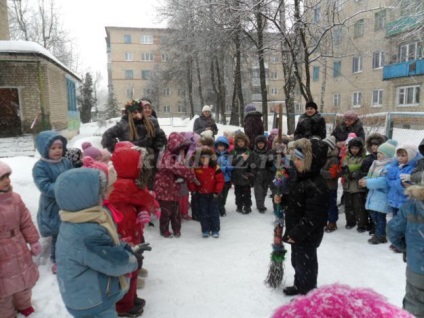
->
[331,119,365,143]
[294,112,326,140]
[243,111,264,149]
[193,115,218,135]
[101,116,167,153]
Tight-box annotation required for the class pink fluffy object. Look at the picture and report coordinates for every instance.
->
[272,284,413,318]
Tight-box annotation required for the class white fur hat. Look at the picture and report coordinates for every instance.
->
[202,105,212,112]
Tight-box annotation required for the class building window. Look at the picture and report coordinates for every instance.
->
[372,51,385,69]
[312,66,320,81]
[178,106,187,113]
[125,70,134,80]
[163,105,171,113]
[124,34,132,44]
[352,56,362,73]
[270,88,278,95]
[270,55,279,63]
[314,5,321,23]
[333,61,341,77]
[352,92,362,107]
[374,10,386,31]
[372,89,383,107]
[141,70,150,80]
[124,52,133,61]
[140,35,153,44]
[399,42,422,62]
[354,19,365,38]
[161,53,169,62]
[270,71,278,79]
[126,88,134,99]
[333,26,343,46]
[163,88,171,96]
[397,85,420,106]
[333,94,341,108]
[141,53,154,61]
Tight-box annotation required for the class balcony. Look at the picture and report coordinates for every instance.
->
[383,59,424,80]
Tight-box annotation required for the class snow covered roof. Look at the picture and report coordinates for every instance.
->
[0,40,80,81]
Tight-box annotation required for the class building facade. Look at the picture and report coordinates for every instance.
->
[307,0,423,115]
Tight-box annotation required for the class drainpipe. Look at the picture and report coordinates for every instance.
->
[37,61,50,130]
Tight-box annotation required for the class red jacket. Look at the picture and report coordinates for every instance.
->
[154,132,196,201]
[110,147,156,244]
[188,166,225,194]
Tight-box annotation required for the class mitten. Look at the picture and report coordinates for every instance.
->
[400,173,411,182]
[30,241,42,256]
[136,211,150,225]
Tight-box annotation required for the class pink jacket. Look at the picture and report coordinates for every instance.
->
[0,191,40,298]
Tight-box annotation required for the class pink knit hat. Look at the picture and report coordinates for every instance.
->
[272,284,413,318]
[82,157,117,188]
[82,142,102,160]
[0,161,12,178]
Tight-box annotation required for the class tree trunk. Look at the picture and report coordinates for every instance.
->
[230,27,243,126]
[210,59,220,123]
[320,58,327,112]
[217,54,227,125]
[186,58,194,119]
[195,55,204,107]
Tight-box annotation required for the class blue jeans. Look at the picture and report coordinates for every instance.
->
[198,193,220,234]
[328,190,339,223]
[369,210,387,236]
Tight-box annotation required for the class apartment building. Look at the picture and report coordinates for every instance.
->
[105,26,291,118]
[307,0,423,114]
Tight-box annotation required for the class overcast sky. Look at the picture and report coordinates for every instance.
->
[58,0,167,88]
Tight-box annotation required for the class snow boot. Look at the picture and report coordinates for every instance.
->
[324,222,337,233]
[117,303,144,317]
[18,306,35,317]
[368,235,387,245]
[283,286,299,296]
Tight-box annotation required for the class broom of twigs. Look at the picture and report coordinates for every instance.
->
[265,103,287,288]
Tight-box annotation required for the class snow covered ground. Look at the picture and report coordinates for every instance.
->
[1,117,409,318]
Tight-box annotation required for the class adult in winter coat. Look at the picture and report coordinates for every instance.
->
[154,132,197,237]
[109,143,157,316]
[331,110,365,150]
[275,138,329,296]
[388,183,424,317]
[32,130,73,269]
[193,105,218,136]
[243,104,264,150]
[101,99,167,155]
[294,101,326,140]
[0,161,41,318]
[55,168,139,318]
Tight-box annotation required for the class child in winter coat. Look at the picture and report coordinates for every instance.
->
[188,147,225,238]
[358,140,397,244]
[231,132,253,214]
[250,135,273,213]
[321,136,340,233]
[215,136,233,216]
[154,132,197,237]
[109,143,158,316]
[341,137,369,232]
[274,138,329,296]
[410,138,424,185]
[32,130,73,273]
[55,168,139,318]
[388,182,424,317]
[0,161,41,318]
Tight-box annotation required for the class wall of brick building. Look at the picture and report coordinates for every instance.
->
[0,0,10,40]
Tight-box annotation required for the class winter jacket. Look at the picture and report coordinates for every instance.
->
[243,111,264,149]
[215,136,233,182]
[389,185,424,276]
[0,191,40,298]
[101,115,167,153]
[386,152,421,209]
[283,138,329,248]
[341,138,366,193]
[359,133,386,178]
[33,131,73,237]
[230,133,252,186]
[320,148,340,191]
[411,139,424,185]
[188,166,225,194]
[55,168,138,317]
[250,136,273,185]
[294,112,326,140]
[331,119,365,143]
[193,115,218,136]
[364,159,393,213]
[110,147,156,244]
[154,132,196,201]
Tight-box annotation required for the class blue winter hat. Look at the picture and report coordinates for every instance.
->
[377,139,398,159]
[244,104,256,113]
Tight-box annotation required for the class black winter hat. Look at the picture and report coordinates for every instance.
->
[348,137,364,149]
[305,101,318,110]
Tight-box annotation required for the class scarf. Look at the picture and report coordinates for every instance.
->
[40,157,62,164]
[367,157,392,179]
[60,206,128,290]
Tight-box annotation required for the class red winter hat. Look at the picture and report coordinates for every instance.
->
[111,147,142,180]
